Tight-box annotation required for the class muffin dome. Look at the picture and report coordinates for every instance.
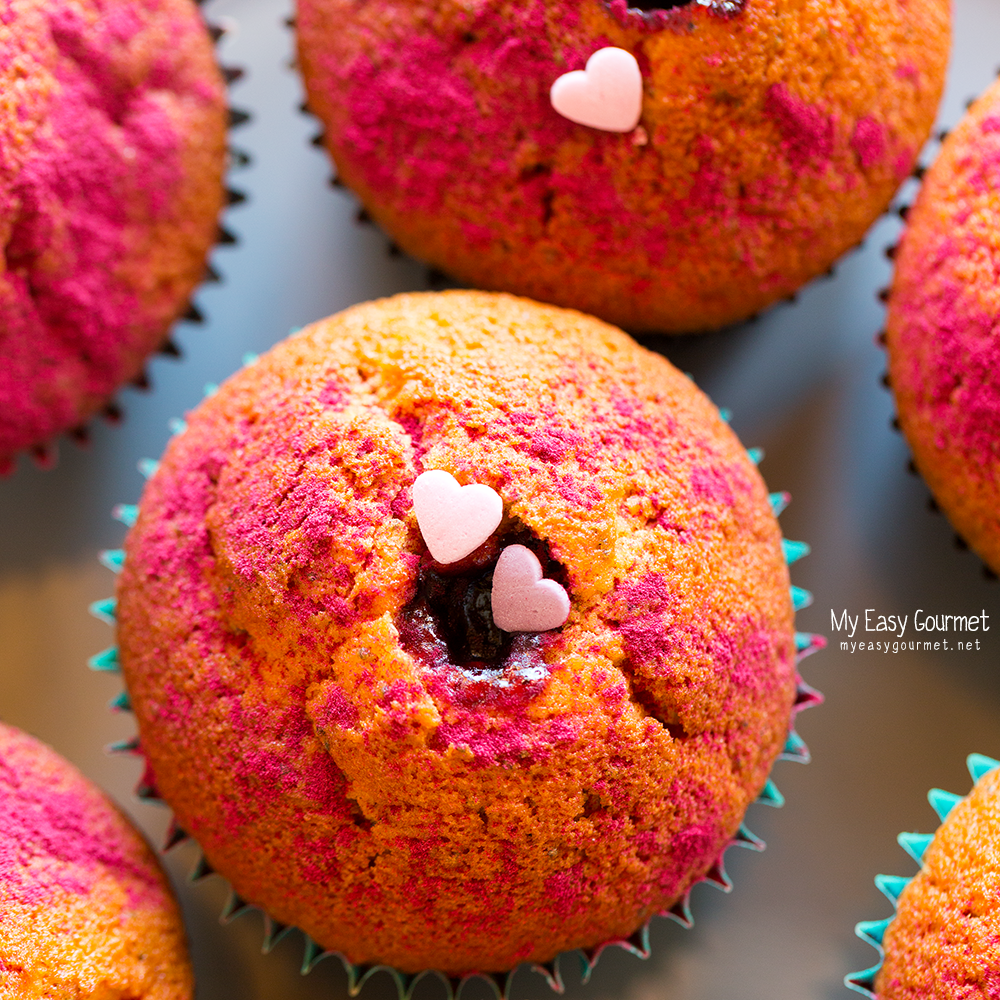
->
[116,291,798,975]
[885,78,1000,573]
[296,0,949,332]
[853,756,1000,1000]
[0,722,193,999]
[0,0,228,471]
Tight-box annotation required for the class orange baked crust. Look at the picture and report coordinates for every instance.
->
[886,78,1000,573]
[297,0,949,332]
[0,0,227,467]
[0,722,193,1000]
[876,767,1000,999]
[117,290,796,974]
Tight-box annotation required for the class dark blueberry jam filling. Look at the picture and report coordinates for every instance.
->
[605,0,746,25]
[411,565,510,667]
[399,598,549,710]
[627,0,695,9]
[397,526,567,682]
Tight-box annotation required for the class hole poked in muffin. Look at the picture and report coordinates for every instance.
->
[409,564,509,665]
[604,0,746,25]
[625,0,694,9]
[397,521,568,673]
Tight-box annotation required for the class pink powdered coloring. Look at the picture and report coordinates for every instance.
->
[0,0,223,463]
[613,571,790,716]
[851,115,888,169]
[543,863,587,919]
[763,83,835,169]
[329,3,701,267]
[653,806,723,899]
[0,724,162,909]
[890,110,1000,468]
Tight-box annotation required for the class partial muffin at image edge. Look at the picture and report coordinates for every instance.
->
[296,0,949,333]
[847,754,1000,1000]
[884,77,1000,575]
[0,0,231,474]
[0,721,194,1000]
[103,290,820,980]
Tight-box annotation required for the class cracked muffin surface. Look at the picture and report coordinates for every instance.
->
[117,290,796,974]
[297,0,949,332]
[0,0,227,470]
[0,722,193,1000]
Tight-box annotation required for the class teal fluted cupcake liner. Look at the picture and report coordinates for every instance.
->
[90,382,824,999]
[845,753,1000,998]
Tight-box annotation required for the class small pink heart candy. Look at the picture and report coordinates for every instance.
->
[549,46,643,134]
[491,544,570,633]
[412,469,503,564]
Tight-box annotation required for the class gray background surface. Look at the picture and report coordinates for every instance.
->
[2,2,999,997]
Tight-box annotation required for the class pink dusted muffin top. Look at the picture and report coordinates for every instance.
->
[0,723,158,908]
[116,291,801,975]
[886,77,1000,571]
[0,721,193,999]
[0,0,227,470]
[297,0,949,331]
[876,765,1000,1000]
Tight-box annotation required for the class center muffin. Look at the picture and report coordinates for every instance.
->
[115,290,798,975]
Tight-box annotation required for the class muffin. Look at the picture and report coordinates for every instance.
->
[847,754,1000,999]
[296,0,949,333]
[0,0,229,474]
[0,721,193,999]
[110,290,814,977]
[884,79,1000,574]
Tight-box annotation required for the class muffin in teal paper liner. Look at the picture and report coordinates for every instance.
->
[90,290,823,996]
[0,721,194,999]
[847,753,1000,1000]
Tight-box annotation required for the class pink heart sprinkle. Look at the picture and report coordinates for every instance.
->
[549,47,643,134]
[412,469,503,564]
[491,544,570,633]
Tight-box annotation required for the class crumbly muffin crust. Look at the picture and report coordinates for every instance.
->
[0,722,193,1000]
[886,78,1000,573]
[876,767,1000,999]
[297,0,949,332]
[0,0,228,468]
[117,291,796,974]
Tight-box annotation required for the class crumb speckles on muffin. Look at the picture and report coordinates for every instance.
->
[117,291,796,974]
[0,722,193,1000]
[875,766,1000,1000]
[297,0,949,331]
[0,0,227,467]
[886,78,1000,573]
